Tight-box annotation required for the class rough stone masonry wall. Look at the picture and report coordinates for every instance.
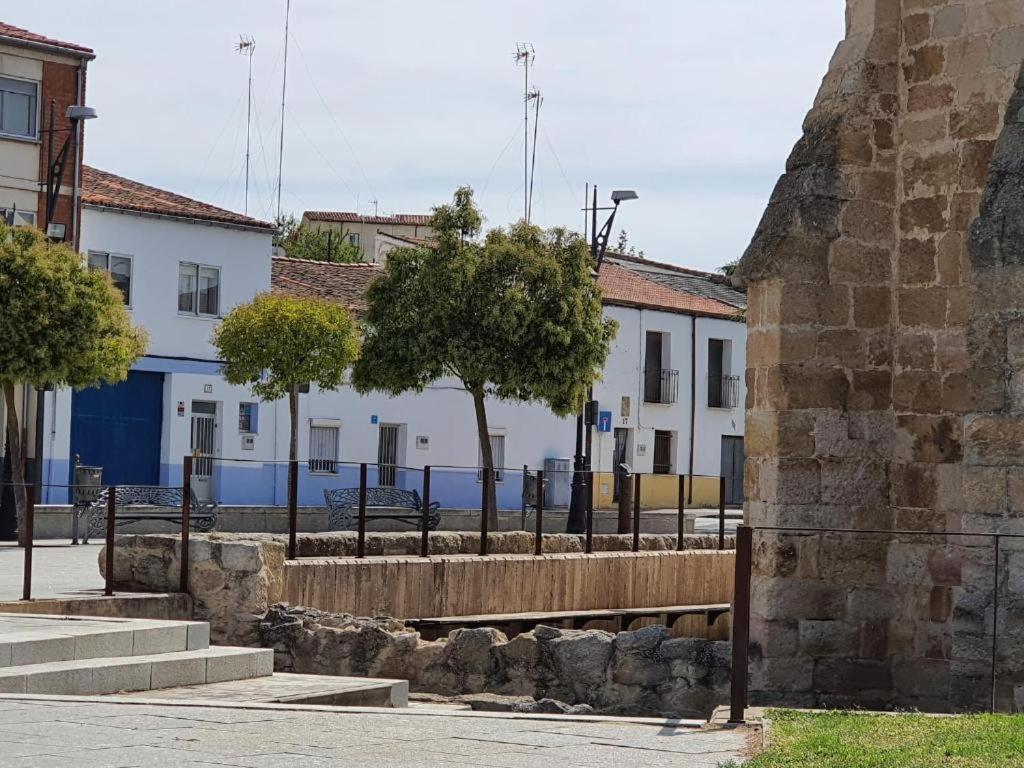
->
[735,0,1024,711]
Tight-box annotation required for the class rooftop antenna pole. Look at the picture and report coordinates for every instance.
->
[514,43,535,222]
[235,36,255,215]
[527,90,542,222]
[276,0,291,221]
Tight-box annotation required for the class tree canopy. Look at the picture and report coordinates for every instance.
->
[0,223,148,536]
[214,293,359,461]
[274,213,363,263]
[352,187,617,519]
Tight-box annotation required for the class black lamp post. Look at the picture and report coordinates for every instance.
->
[566,186,638,533]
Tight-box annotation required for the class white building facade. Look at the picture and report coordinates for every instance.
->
[42,170,746,512]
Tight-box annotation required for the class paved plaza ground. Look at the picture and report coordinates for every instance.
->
[0,697,750,767]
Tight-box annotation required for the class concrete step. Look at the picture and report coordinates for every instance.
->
[0,614,208,668]
[117,671,409,708]
[0,645,272,695]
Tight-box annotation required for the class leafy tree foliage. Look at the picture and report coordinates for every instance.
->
[352,187,617,521]
[274,213,362,263]
[213,294,359,464]
[615,229,645,258]
[0,224,147,536]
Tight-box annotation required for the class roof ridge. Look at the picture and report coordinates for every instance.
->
[271,256,381,267]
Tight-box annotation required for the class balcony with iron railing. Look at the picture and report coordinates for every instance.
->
[643,368,679,405]
[708,374,740,409]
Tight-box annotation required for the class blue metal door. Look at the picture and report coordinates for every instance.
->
[70,371,164,486]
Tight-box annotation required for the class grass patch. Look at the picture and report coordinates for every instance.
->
[741,710,1024,767]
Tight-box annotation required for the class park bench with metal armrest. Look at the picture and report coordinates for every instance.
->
[324,487,441,531]
[82,485,218,544]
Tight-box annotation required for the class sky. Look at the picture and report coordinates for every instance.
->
[13,2,845,273]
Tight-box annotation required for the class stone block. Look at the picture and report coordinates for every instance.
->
[853,286,892,329]
[798,620,860,657]
[820,459,888,506]
[150,655,207,689]
[899,287,949,328]
[813,658,892,694]
[859,620,889,659]
[752,577,845,622]
[10,635,75,666]
[90,660,153,695]
[74,629,133,661]
[219,541,263,573]
[847,587,900,621]
[205,648,266,683]
[899,238,937,284]
[966,415,1024,466]
[132,624,188,656]
[187,622,210,651]
[751,657,814,693]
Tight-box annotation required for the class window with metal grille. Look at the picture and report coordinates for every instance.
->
[478,434,505,483]
[309,425,339,473]
[378,423,400,487]
[653,431,673,474]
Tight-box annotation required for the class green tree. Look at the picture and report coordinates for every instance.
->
[0,224,148,539]
[615,229,645,258]
[352,187,617,523]
[275,213,362,263]
[213,294,359,466]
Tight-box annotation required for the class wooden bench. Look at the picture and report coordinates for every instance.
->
[324,487,441,531]
[82,485,218,544]
[404,603,731,640]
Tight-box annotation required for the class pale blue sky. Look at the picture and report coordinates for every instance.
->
[14,2,845,272]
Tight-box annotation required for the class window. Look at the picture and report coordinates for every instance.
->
[0,77,38,138]
[478,433,506,483]
[0,208,35,227]
[87,251,132,304]
[708,339,739,408]
[238,403,258,434]
[348,232,360,248]
[653,431,673,475]
[178,263,220,316]
[309,423,339,473]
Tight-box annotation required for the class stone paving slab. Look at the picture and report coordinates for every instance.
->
[0,696,751,766]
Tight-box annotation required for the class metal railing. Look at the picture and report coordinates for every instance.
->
[708,374,740,408]
[643,368,679,404]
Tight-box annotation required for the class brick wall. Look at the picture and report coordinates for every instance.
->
[735,0,1024,711]
[35,58,86,246]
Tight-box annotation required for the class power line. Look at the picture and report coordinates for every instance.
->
[285,105,358,201]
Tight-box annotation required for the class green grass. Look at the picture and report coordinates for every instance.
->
[739,710,1024,767]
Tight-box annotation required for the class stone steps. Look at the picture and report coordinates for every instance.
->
[1,613,208,666]
[0,645,273,695]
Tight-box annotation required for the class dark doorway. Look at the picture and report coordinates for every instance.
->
[644,331,664,403]
[721,435,744,506]
[612,428,630,501]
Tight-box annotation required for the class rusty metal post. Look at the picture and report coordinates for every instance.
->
[534,470,544,556]
[181,456,192,593]
[677,474,687,551]
[105,484,117,596]
[287,459,298,559]
[357,463,367,558]
[718,476,727,550]
[22,486,34,601]
[632,473,642,553]
[420,466,431,558]
[585,471,594,554]
[479,468,490,556]
[729,525,753,724]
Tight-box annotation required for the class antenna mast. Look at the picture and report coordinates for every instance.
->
[276,0,291,221]
[514,43,535,222]
[527,90,542,222]
[235,36,255,215]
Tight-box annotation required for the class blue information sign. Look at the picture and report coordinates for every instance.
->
[598,411,613,433]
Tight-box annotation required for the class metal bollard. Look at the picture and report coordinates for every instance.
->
[22,486,35,601]
[181,458,192,593]
[719,476,727,550]
[632,473,642,553]
[357,463,367,558]
[420,466,431,558]
[479,468,490,556]
[616,463,632,535]
[677,474,687,551]
[287,460,298,559]
[729,525,753,724]
[105,485,117,596]
[585,471,594,554]
[534,470,544,556]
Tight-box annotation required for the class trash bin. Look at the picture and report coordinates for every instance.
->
[72,459,102,545]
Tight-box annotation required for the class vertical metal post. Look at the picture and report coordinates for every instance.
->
[357,463,367,558]
[617,466,631,534]
[105,484,117,597]
[521,463,528,530]
[181,456,192,594]
[287,459,298,559]
[729,525,753,724]
[585,471,594,554]
[420,466,431,558]
[479,468,490,556]
[632,473,642,553]
[534,470,544,556]
[991,534,1001,714]
[719,475,727,551]
[677,474,687,551]
[21,486,34,601]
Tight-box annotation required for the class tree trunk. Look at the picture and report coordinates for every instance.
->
[2,382,28,547]
[471,388,499,528]
[288,386,298,464]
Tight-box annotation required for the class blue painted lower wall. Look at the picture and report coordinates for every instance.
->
[158,462,527,510]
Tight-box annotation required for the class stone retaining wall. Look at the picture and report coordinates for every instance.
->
[260,604,731,718]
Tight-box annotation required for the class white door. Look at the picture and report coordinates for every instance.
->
[190,401,217,500]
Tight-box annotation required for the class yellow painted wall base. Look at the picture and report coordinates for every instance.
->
[591,473,723,510]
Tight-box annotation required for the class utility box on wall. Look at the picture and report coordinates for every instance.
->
[543,457,572,508]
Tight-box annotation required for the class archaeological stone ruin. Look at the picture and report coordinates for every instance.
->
[735,0,1024,710]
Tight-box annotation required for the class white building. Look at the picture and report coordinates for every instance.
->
[41,169,746,512]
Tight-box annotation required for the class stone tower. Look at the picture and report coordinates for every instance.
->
[734,0,1024,710]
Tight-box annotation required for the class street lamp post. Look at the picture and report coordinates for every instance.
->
[566,186,638,534]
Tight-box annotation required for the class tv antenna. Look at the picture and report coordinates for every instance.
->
[235,36,255,215]
[276,0,291,221]
[513,43,535,222]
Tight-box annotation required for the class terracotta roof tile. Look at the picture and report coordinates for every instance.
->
[81,166,274,230]
[304,211,432,226]
[0,22,94,56]
[271,257,382,312]
[597,262,740,319]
